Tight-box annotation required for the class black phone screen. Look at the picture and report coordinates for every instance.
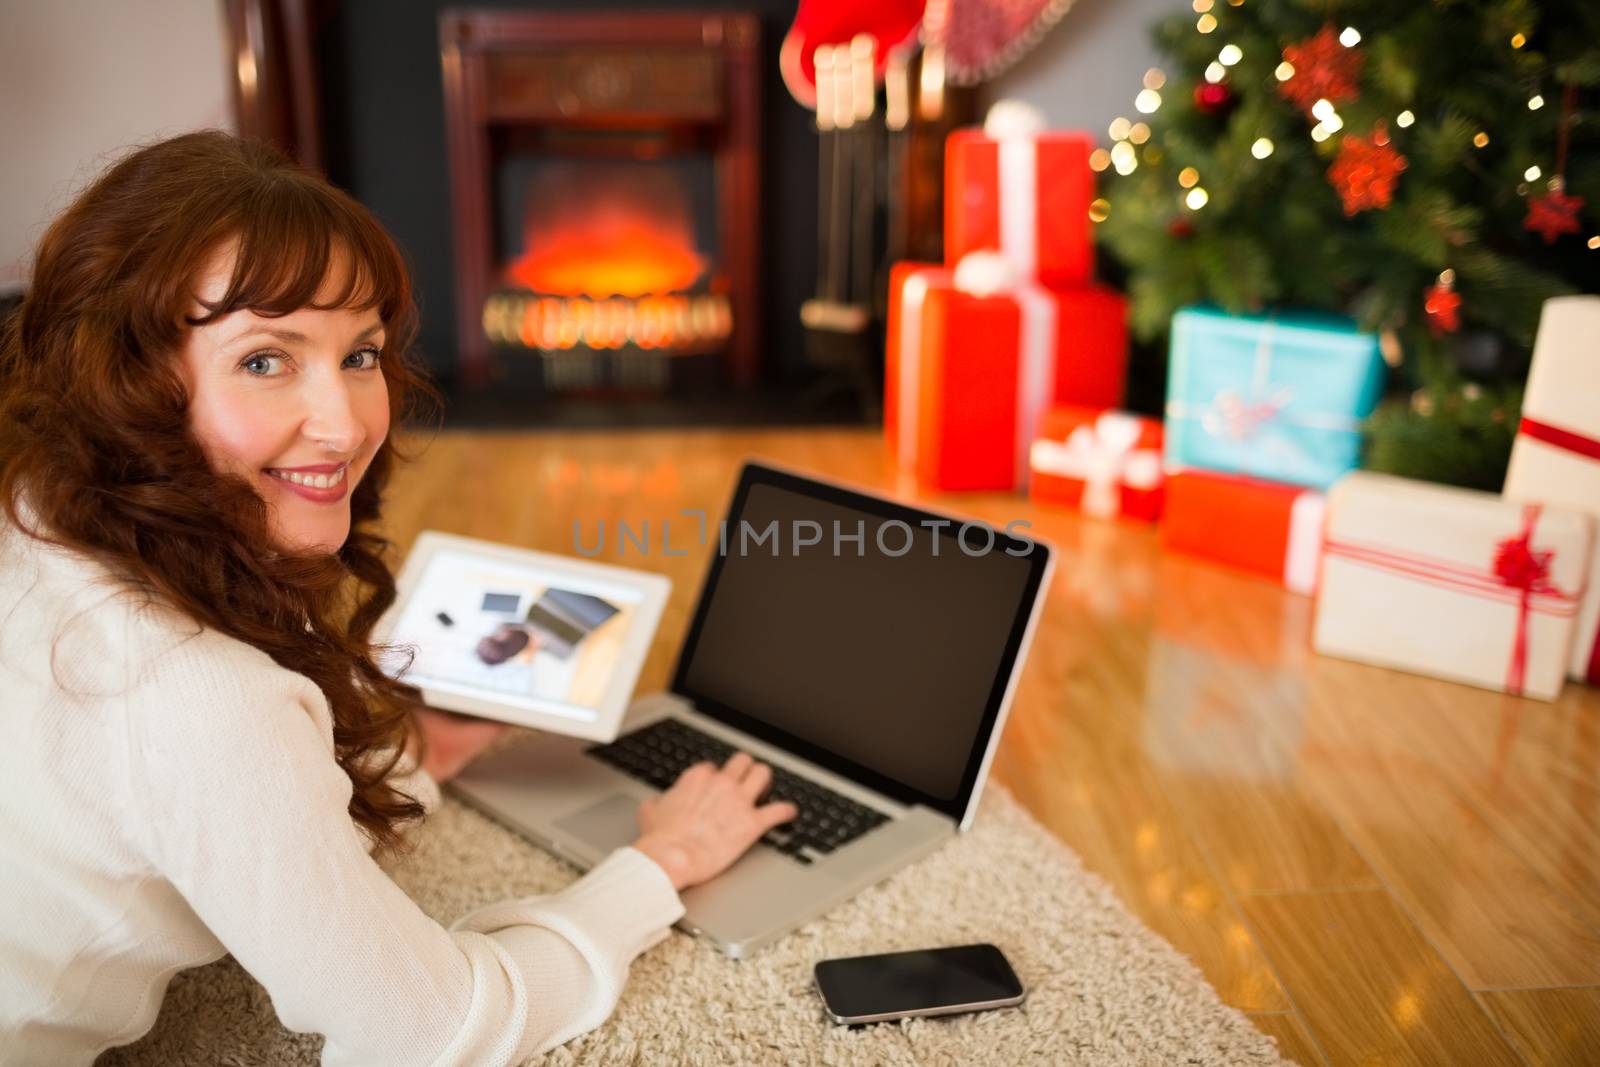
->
[814,943,1024,1020]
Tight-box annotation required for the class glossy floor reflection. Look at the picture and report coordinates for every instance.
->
[385,427,1600,1067]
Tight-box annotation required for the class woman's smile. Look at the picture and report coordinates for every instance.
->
[263,461,351,503]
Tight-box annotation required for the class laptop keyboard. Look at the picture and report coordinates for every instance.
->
[585,717,891,865]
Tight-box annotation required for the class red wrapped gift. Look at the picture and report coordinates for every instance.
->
[945,109,1094,289]
[885,258,1128,491]
[1029,406,1164,521]
[1161,469,1326,595]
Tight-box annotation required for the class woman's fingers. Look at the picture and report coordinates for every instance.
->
[680,760,716,783]
[736,760,772,802]
[755,800,799,831]
[722,751,753,780]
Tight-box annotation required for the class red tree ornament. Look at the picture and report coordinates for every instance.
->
[1278,24,1363,112]
[1327,129,1407,215]
[1524,183,1585,243]
[1193,82,1234,115]
[1424,273,1461,334]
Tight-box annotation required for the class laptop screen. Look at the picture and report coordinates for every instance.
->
[671,463,1050,820]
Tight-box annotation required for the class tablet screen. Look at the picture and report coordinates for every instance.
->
[377,546,648,724]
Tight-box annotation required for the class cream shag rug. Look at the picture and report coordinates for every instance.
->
[97,786,1291,1066]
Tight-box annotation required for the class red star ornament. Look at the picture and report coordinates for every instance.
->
[1524,187,1585,243]
[1327,131,1407,215]
[1279,24,1363,112]
[1424,279,1461,334]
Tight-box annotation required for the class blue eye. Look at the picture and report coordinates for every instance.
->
[345,346,383,370]
[241,352,287,376]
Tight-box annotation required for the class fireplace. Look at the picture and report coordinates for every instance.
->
[441,10,761,392]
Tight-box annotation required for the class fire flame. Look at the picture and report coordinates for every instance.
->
[505,164,707,298]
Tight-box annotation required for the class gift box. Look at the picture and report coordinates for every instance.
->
[884,258,1128,491]
[1161,469,1326,595]
[1502,296,1600,684]
[1029,406,1164,521]
[1313,471,1594,702]
[944,113,1094,289]
[1165,307,1385,490]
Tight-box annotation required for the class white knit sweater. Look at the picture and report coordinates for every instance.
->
[0,509,685,1066]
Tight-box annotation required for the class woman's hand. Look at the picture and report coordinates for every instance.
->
[632,752,799,892]
[410,705,513,784]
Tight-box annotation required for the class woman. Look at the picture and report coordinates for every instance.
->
[0,131,796,1065]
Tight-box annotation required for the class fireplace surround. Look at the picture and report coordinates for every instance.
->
[440,10,761,392]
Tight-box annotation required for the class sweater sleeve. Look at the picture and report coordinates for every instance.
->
[123,630,683,1067]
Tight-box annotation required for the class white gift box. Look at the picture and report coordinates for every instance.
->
[1502,296,1600,684]
[1313,471,1594,702]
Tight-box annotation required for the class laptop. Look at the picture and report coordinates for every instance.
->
[449,460,1055,958]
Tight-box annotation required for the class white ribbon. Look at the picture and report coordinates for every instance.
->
[996,133,1039,278]
[1030,412,1162,518]
[1282,490,1327,595]
[1013,283,1058,488]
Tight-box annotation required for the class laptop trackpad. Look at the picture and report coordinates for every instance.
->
[553,793,641,854]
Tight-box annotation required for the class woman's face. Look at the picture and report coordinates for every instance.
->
[177,247,391,555]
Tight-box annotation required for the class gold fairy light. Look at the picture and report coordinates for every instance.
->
[1274,61,1295,81]
[1510,32,1526,48]
[1396,110,1415,127]
[1136,89,1162,113]
[1109,116,1132,140]
[1251,137,1274,158]
[1129,122,1151,144]
[1197,13,1217,33]
[1311,123,1332,142]
[1528,95,1544,110]
[1088,198,1111,223]
[1089,148,1111,172]
[1192,0,1213,11]
[1587,236,1600,250]
[1525,165,1542,181]
[1178,167,1200,188]
[1339,26,1361,46]
[1111,141,1137,174]
[1473,131,1490,148]
[1205,62,1226,83]
[1218,44,1243,65]
[1143,68,1167,90]
[1185,187,1209,210]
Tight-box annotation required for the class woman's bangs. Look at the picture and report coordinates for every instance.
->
[197,185,409,328]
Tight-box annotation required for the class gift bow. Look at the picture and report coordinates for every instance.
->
[1203,386,1295,441]
[1030,413,1162,518]
[1494,507,1559,697]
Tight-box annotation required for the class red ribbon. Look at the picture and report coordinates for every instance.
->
[1515,415,1600,682]
[1493,506,1555,696]
[1518,416,1600,462]
[1323,503,1580,696]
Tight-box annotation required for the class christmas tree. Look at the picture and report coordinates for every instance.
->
[1096,0,1598,490]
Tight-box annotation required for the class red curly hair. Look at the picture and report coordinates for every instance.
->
[0,131,443,855]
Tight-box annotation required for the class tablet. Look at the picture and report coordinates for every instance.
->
[373,530,671,742]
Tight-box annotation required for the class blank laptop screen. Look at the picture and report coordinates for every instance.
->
[673,473,1044,815]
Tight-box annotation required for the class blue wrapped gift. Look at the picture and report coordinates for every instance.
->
[1164,306,1385,490]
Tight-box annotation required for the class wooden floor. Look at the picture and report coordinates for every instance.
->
[381,427,1600,1067]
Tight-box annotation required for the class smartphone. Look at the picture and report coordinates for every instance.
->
[813,943,1026,1024]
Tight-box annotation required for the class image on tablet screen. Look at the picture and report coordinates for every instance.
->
[379,547,645,721]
